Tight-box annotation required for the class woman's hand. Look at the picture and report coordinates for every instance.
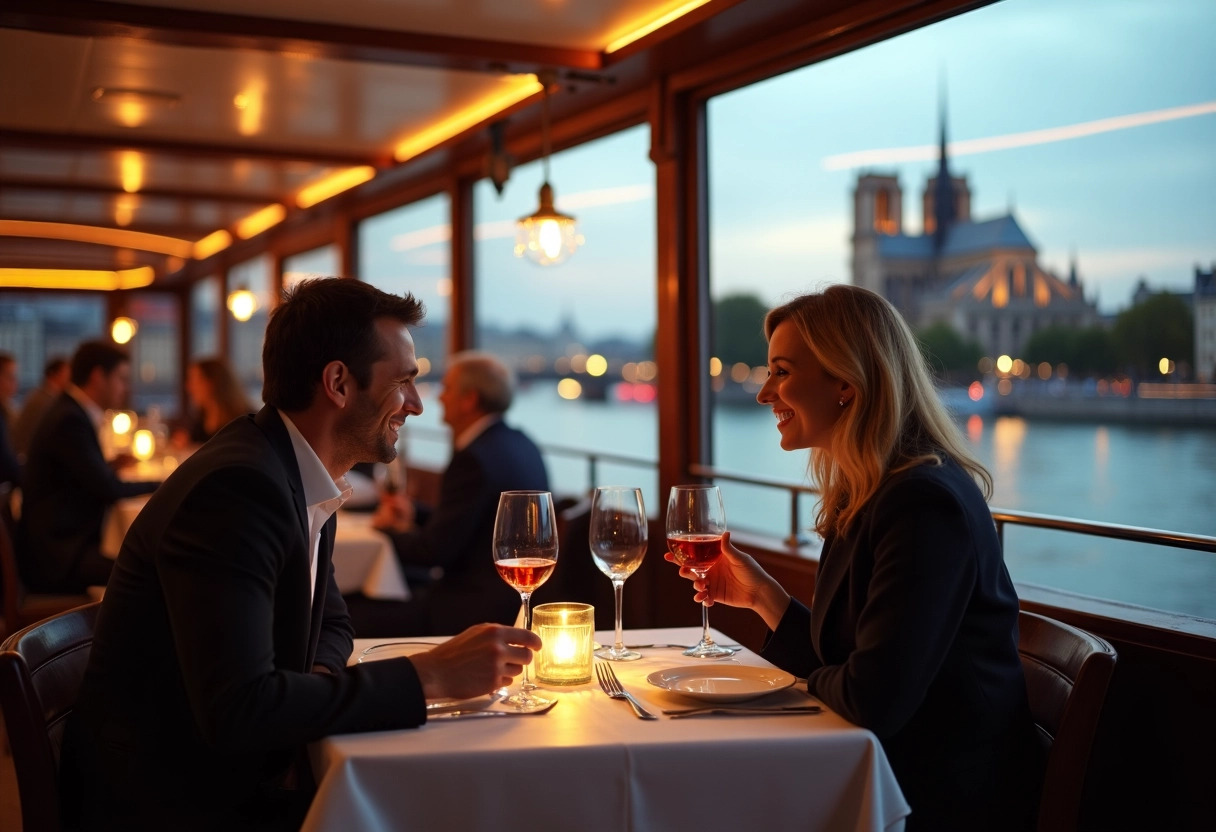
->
[664,532,791,631]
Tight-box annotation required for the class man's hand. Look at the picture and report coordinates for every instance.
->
[372,491,415,534]
[409,623,541,701]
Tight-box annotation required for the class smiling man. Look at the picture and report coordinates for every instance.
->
[61,278,540,830]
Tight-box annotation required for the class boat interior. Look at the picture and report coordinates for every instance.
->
[1,0,1213,829]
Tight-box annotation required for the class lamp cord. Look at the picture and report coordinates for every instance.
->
[541,82,552,184]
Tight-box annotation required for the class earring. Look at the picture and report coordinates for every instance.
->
[839,398,845,407]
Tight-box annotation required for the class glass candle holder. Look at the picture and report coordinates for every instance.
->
[532,602,594,685]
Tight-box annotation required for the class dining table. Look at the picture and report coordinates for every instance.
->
[303,625,910,832]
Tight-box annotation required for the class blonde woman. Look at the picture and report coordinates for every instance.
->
[670,285,1042,831]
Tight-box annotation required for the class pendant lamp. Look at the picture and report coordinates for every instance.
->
[515,77,581,266]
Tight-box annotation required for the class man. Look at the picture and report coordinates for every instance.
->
[18,342,159,592]
[60,279,539,830]
[346,351,549,637]
[11,355,70,458]
[0,353,19,485]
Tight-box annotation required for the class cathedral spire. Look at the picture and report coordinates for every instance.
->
[933,82,955,251]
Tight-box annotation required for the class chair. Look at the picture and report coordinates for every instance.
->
[0,484,93,638]
[0,601,101,832]
[1018,610,1117,832]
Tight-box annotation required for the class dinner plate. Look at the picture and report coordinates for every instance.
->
[646,664,796,703]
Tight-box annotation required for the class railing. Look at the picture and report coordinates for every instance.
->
[408,427,1216,556]
[989,509,1216,553]
[689,463,819,547]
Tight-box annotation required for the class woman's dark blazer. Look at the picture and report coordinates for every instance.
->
[763,457,1042,831]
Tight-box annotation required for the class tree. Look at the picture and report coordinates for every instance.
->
[1023,325,1116,376]
[916,322,984,381]
[1112,293,1193,378]
[712,293,769,367]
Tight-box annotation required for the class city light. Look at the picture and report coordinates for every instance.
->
[556,378,583,400]
[995,355,1013,374]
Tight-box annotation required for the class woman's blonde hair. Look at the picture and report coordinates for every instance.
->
[764,284,991,538]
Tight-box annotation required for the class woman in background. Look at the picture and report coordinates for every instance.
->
[671,284,1043,831]
[174,358,253,447]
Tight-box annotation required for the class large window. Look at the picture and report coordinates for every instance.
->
[359,194,452,468]
[0,294,103,396]
[227,255,271,407]
[284,245,339,291]
[127,293,179,415]
[706,0,1216,617]
[189,276,221,360]
[473,125,657,506]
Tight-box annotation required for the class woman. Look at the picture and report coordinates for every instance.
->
[672,285,1043,831]
[174,357,253,447]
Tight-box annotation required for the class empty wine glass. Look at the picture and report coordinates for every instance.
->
[492,490,559,711]
[590,486,647,661]
[666,484,738,659]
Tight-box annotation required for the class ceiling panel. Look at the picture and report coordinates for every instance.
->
[116,0,687,50]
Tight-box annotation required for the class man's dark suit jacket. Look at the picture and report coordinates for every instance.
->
[763,458,1043,832]
[18,393,158,592]
[387,418,549,635]
[61,408,427,829]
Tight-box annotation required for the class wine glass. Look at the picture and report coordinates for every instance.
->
[666,484,739,659]
[492,490,559,711]
[590,486,648,661]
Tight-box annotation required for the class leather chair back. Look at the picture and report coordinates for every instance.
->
[1018,610,1117,832]
[0,601,102,832]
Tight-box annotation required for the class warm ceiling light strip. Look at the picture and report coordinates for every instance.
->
[604,0,714,53]
[393,76,544,163]
[296,166,377,209]
[235,204,286,240]
[0,220,193,258]
[0,266,155,291]
[193,229,233,260]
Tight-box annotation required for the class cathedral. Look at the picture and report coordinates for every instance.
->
[850,116,1099,359]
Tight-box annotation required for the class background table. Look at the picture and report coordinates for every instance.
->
[102,498,409,601]
[304,626,909,832]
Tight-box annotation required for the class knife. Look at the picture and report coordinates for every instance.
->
[430,700,558,719]
[663,705,821,718]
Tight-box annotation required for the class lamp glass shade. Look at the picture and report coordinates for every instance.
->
[515,183,580,266]
[227,287,258,322]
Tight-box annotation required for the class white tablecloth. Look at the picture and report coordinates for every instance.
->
[102,500,408,601]
[304,626,909,832]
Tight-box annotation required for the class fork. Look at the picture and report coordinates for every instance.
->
[594,662,658,720]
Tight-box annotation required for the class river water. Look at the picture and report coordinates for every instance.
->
[405,382,1216,620]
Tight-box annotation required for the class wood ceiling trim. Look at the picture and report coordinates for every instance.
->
[0,129,380,166]
[0,0,604,74]
[0,177,283,205]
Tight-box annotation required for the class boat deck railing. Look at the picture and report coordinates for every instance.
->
[408,426,1216,555]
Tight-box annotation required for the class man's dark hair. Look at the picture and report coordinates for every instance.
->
[44,357,68,378]
[70,341,130,387]
[262,277,425,411]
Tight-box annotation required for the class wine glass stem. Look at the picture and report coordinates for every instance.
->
[520,592,534,692]
[695,569,714,646]
[612,580,625,651]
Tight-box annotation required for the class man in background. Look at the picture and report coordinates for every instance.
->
[19,341,160,592]
[11,356,70,458]
[346,351,549,636]
[61,279,539,829]
[0,353,20,485]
